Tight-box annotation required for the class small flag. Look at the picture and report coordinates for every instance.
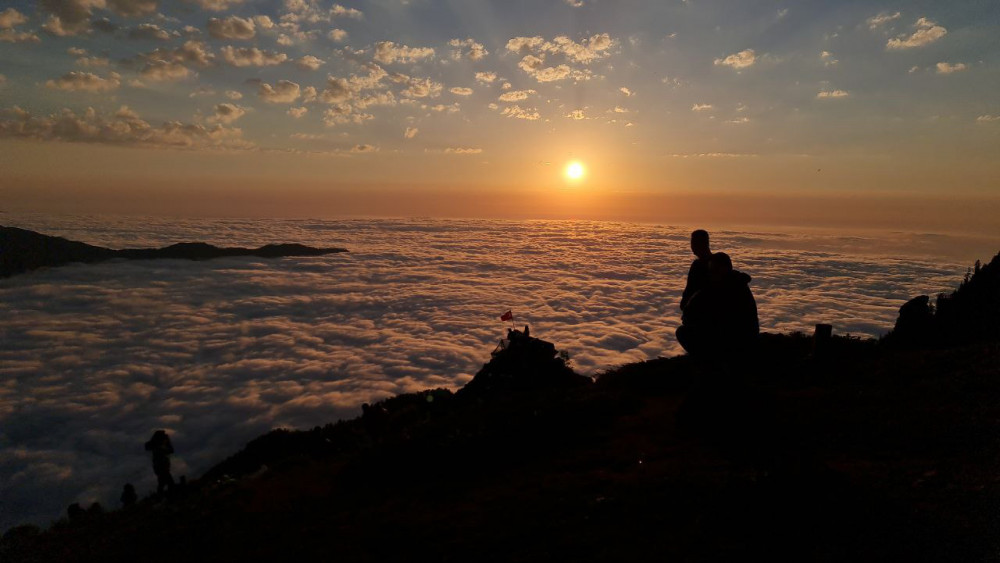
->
[500,310,513,322]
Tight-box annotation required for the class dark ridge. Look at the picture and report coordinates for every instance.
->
[2,252,998,562]
[0,226,348,278]
[884,251,1000,347]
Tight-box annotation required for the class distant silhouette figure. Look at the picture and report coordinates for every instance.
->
[144,430,175,496]
[120,483,138,508]
[681,230,713,312]
[676,252,759,355]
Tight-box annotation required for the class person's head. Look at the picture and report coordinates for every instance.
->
[690,229,711,259]
[708,252,733,283]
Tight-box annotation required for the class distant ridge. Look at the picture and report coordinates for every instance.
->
[0,226,348,278]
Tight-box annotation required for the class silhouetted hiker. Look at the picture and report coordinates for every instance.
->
[681,229,713,312]
[144,430,175,496]
[676,252,759,356]
[120,483,137,508]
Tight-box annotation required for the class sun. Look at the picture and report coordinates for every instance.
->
[565,161,586,181]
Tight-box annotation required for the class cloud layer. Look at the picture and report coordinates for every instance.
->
[0,215,974,533]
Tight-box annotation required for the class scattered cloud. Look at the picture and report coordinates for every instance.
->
[374,41,435,64]
[565,109,586,120]
[887,18,947,50]
[498,89,535,102]
[75,56,111,67]
[287,106,308,118]
[208,103,246,124]
[444,147,483,154]
[127,23,177,41]
[350,143,378,153]
[507,33,614,83]
[404,126,418,139]
[0,29,41,43]
[328,29,347,42]
[935,62,967,74]
[501,105,540,120]
[475,71,497,84]
[619,87,634,97]
[506,33,614,63]
[866,11,901,30]
[258,80,301,103]
[691,103,712,111]
[207,16,255,40]
[400,76,443,99]
[330,4,363,19]
[46,72,122,92]
[0,105,251,149]
[187,0,246,11]
[448,38,488,61]
[820,51,838,67]
[295,55,325,71]
[225,90,243,100]
[221,46,288,67]
[816,90,850,99]
[0,7,28,28]
[976,115,999,123]
[564,0,584,7]
[141,60,193,82]
[449,87,473,96]
[714,49,756,69]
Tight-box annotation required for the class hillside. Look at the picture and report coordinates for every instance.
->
[3,253,999,562]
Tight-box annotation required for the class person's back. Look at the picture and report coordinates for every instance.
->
[713,268,759,349]
[681,229,712,312]
[677,252,759,355]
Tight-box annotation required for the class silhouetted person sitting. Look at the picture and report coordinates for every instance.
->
[676,252,759,356]
[681,229,713,312]
[120,483,138,508]
[144,430,175,496]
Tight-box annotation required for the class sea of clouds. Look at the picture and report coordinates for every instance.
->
[0,213,993,532]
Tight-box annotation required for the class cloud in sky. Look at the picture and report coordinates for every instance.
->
[0,105,251,149]
[0,8,28,29]
[373,41,435,65]
[208,102,246,124]
[221,46,288,67]
[886,18,947,50]
[714,49,756,69]
[935,62,967,74]
[448,38,488,61]
[258,80,301,103]
[816,89,849,99]
[0,216,973,533]
[207,16,255,40]
[866,11,901,30]
[46,71,122,92]
[0,1,996,192]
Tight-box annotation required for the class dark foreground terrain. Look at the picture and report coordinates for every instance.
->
[0,226,348,278]
[3,254,999,562]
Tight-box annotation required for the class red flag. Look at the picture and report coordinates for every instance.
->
[500,310,513,322]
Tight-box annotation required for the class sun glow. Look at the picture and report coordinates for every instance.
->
[565,161,586,181]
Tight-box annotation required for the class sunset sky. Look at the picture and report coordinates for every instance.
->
[1,0,998,228]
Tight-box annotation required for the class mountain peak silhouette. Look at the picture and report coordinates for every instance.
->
[0,226,348,278]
